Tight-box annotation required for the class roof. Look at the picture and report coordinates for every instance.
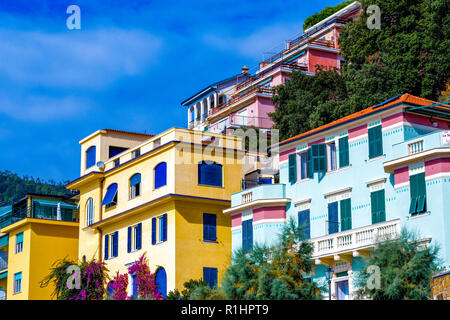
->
[103,129,154,137]
[276,94,450,148]
[181,73,247,106]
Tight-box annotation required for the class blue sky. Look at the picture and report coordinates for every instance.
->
[0,0,344,182]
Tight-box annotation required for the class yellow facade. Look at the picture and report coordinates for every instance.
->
[67,128,242,295]
[1,218,79,300]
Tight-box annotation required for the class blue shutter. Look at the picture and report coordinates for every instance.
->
[162,214,167,242]
[113,231,118,257]
[136,223,142,249]
[127,227,132,253]
[288,153,297,183]
[16,232,23,243]
[328,202,339,234]
[203,214,217,241]
[298,210,310,239]
[86,146,96,169]
[155,268,167,299]
[101,183,118,206]
[203,267,217,287]
[104,234,109,260]
[242,219,253,252]
[131,274,138,299]
[198,162,222,187]
[152,217,157,244]
[155,162,167,189]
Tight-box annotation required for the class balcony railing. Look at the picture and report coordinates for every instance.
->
[310,219,401,258]
[408,140,424,154]
[210,87,273,116]
[0,257,7,271]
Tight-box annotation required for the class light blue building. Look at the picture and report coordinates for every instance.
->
[224,94,450,299]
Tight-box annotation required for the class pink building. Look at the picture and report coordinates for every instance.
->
[181,1,362,134]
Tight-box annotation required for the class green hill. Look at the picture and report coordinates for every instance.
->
[0,170,70,206]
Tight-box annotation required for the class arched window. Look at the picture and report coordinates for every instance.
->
[129,173,141,199]
[154,162,167,189]
[86,198,94,226]
[102,183,118,208]
[86,146,96,169]
[198,161,222,187]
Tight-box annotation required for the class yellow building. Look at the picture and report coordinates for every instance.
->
[0,193,79,300]
[66,128,242,297]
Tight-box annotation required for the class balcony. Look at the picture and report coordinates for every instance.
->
[310,219,401,263]
[0,257,7,272]
[385,130,450,172]
[230,183,287,207]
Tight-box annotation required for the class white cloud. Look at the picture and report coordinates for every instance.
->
[0,28,163,89]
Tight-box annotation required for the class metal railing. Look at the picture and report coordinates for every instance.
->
[241,178,273,190]
[0,257,7,271]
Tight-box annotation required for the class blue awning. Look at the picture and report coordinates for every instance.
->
[0,235,8,248]
[130,174,141,186]
[33,199,78,210]
[0,271,7,279]
[102,183,118,206]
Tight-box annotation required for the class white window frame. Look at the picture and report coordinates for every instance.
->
[86,198,94,227]
[15,233,23,254]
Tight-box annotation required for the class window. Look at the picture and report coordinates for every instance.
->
[288,153,297,183]
[152,213,167,244]
[298,210,310,239]
[368,125,383,159]
[198,161,222,187]
[203,267,218,287]
[86,198,94,226]
[14,272,22,294]
[109,146,128,158]
[133,149,141,159]
[127,223,142,252]
[102,183,118,209]
[338,136,349,168]
[15,232,23,254]
[308,144,327,173]
[299,152,308,180]
[203,213,217,242]
[114,159,120,167]
[409,172,427,215]
[340,198,352,231]
[129,174,141,199]
[371,189,386,224]
[327,142,337,171]
[104,231,118,260]
[242,219,253,253]
[154,162,167,189]
[86,146,96,169]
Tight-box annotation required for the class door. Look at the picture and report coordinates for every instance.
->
[155,268,167,299]
[335,280,349,300]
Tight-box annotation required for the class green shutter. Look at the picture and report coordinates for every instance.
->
[340,198,352,231]
[338,136,349,168]
[409,174,418,214]
[412,173,427,214]
[371,189,385,224]
[307,148,313,178]
[311,144,327,172]
[368,126,383,159]
[288,153,297,183]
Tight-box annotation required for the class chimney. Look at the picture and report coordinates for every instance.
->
[242,65,249,74]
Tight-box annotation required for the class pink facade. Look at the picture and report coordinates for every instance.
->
[280,148,296,162]
[382,112,404,128]
[231,213,242,227]
[404,112,449,130]
[425,158,450,176]
[348,124,367,140]
[253,206,286,222]
[394,166,409,185]
[308,49,339,73]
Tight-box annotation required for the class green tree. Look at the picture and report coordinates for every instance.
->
[221,218,324,300]
[355,229,441,300]
[303,1,354,31]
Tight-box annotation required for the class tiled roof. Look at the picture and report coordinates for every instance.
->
[277,94,447,148]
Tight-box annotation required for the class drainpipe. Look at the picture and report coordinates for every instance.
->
[98,178,104,262]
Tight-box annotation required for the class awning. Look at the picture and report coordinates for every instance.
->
[406,100,450,120]
[101,183,118,206]
[33,199,78,210]
[130,174,141,186]
[0,235,8,248]
[0,271,7,279]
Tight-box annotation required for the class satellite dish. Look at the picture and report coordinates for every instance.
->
[96,161,105,169]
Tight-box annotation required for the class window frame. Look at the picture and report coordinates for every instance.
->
[129,173,141,199]
[15,232,23,254]
[13,272,22,294]
[86,198,94,227]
